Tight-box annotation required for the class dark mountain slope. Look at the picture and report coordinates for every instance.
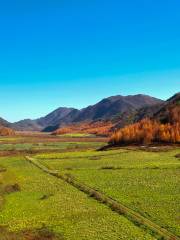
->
[12,119,42,131]
[72,94,163,123]
[110,93,180,145]
[153,92,180,123]
[51,95,164,134]
[0,117,11,128]
[37,107,76,128]
[113,92,180,130]
[42,109,80,132]
[113,103,163,129]
[12,107,77,131]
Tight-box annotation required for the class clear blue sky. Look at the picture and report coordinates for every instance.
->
[0,0,180,122]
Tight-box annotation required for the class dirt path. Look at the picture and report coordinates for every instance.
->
[26,156,180,240]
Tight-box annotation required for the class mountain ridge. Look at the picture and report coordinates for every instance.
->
[113,92,180,130]
[1,93,163,131]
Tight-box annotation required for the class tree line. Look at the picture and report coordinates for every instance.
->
[110,118,180,145]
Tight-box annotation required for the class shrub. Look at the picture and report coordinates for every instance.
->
[4,183,21,194]
[0,127,15,136]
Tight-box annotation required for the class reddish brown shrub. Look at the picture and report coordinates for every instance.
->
[0,126,15,136]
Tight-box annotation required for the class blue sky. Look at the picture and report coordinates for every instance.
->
[0,0,180,122]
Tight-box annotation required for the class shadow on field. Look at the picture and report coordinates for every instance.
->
[99,143,180,152]
[175,153,180,159]
[0,226,64,240]
[4,183,21,194]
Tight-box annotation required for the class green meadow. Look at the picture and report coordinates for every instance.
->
[0,136,179,239]
[36,148,180,237]
[0,141,104,152]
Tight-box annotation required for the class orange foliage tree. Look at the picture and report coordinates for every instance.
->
[52,121,114,136]
[110,118,180,145]
[0,127,15,136]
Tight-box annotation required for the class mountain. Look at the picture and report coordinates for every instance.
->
[12,119,42,131]
[72,94,163,123]
[12,107,76,132]
[113,92,180,130]
[112,103,163,129]
[48,94,163,132]
[1,93,177,133]
[39,108,79,132]
[36,107,76,127]
[10,94,163,131]
[153,92,180,123]
[0,117,11,128]
[110,93,180,145]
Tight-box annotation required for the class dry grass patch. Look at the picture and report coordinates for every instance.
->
[0,226,63,240]
[4,183,21,194]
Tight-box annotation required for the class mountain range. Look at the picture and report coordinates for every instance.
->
[0,93,179,132]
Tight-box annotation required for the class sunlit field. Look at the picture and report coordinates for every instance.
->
[0,135,179,239]
[37,148,180,236]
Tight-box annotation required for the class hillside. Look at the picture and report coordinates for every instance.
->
[52,120,114,136]
[12,107,76,131]
[112,103,164,130]
[12,119,42,131]
[0,117,11,128]
[36,107,76,128]
[53,93,179,137]
[1,94,164,132]
[153,92,180,123]
[113,93,180,130]
[110,93,180,145]
[71,94,163,123]
[1,93,179,133]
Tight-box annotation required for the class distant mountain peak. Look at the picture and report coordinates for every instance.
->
[2,93,165,132]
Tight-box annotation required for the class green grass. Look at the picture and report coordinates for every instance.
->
[0,137,179,239]
[37,148,180,237]
[0,141,104,152]
[0,137,23,142]
[58,133,95,138]
[0,156,155,240]
[36,148,180,170]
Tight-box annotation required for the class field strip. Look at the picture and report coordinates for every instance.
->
[36,150,129,160]
[25,156,179,240]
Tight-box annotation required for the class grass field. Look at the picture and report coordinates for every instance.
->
[57,133,95,138]
[0,141,104,152]
[0,135,179,239]
[36,148,180,237]
[0,156,156,239]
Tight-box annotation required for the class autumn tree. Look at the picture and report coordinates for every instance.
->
[110,118,180,145]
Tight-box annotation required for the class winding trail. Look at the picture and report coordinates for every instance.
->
[26,156,179,240]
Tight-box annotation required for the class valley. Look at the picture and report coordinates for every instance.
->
[1,1,180,239]
[0,133,179,239]
[0,93,179,239]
